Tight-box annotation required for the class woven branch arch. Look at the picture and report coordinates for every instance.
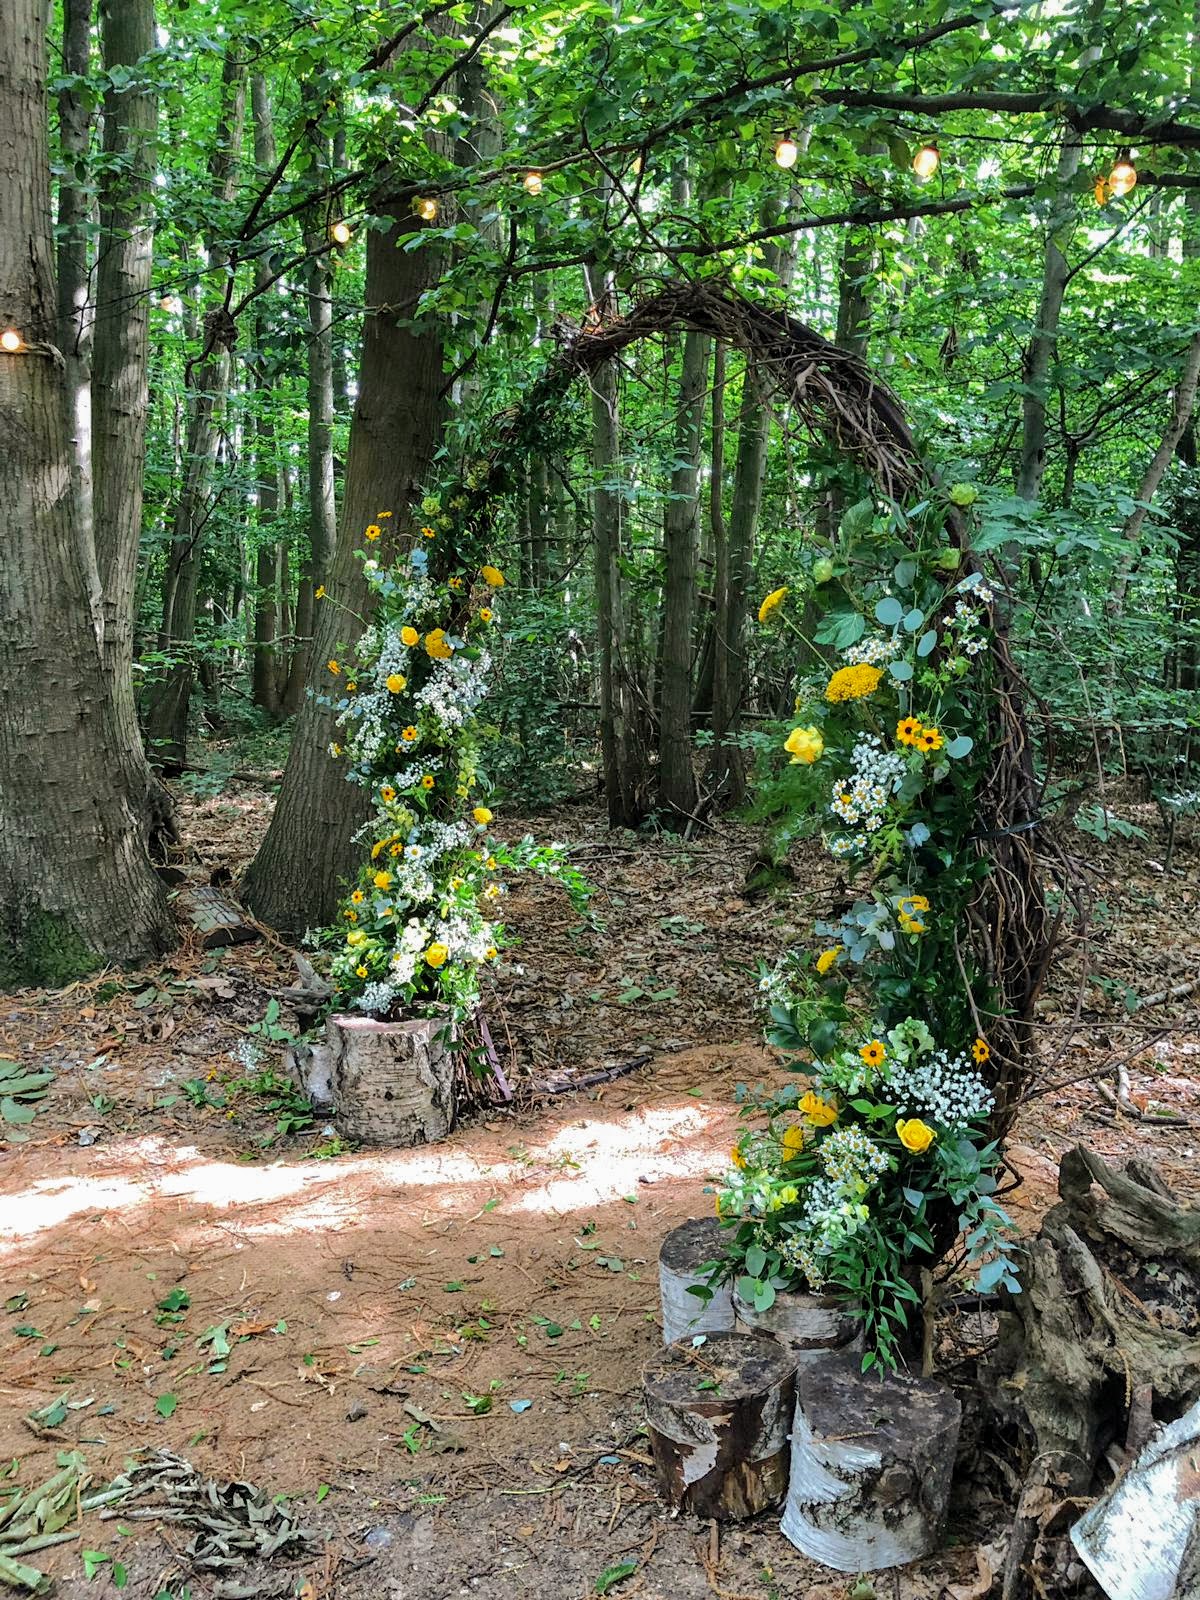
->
[452,280,1065,1116]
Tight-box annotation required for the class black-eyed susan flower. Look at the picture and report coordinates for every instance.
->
[896,717,922,746]
[859,1040,886,1069]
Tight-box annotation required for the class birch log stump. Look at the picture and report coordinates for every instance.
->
[643,1331,797,1520]
[781,1350,961,1571]
[733,1286,863,1366]
[327,1013,455,1146]
[659,1218,735,1344]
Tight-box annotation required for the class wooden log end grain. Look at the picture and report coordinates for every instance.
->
[781,1349,962,1571]
[659,1217,736,1344]
[643,1330,797,1521]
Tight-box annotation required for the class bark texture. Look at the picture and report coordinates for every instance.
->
[0,0,173,984]
[327,1013,455,1146]
[658,1218,736,1344]
[733,1286,863,1365]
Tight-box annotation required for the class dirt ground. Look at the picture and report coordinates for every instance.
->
[2,788,1199,1600]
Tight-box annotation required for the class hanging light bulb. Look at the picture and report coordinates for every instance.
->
[414,195,439,221]
[912,141,940,179]
[774,136,799,171]
[1109,152,1137,197]
[330,219,352,245]
[523,170,543,196]
[0,328,23,353]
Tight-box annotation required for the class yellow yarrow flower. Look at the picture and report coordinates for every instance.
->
[758,586,788,623]
[825,663,883,703]
[815,947,840,976]
[386,673,406,693]
[780,1123,804,1158]
[784,725,824,765]
[896,1118,936,1154]
[425,942,449,969]
[425,628,453,660]
[481,565,506,588]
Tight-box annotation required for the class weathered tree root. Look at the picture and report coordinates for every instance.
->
[991,1145,1200,1600]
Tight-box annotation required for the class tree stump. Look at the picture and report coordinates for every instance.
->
[659,1218,735,1344]
[643,1331,796,1521]
[327,1013,455,1147]
[733,1286,863,1366]
[781,1350,961,1571]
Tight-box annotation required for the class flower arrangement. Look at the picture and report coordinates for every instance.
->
[713,511,1019,1369]
[316,502,587,1028]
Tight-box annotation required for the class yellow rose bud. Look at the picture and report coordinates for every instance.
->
[401,626,420,647]
[784,724,824,765]
[386,673,406,693]
[425,942,449,969]
[896,1118,936,1154]
[473,806,493,825]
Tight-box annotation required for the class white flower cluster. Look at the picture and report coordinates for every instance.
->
[817,1124,890,1189]
[229,1037,264,1072]
[828,737,907,848]
[415,649,491,731]
[845,634,899,666]
[884,1049,993,1126]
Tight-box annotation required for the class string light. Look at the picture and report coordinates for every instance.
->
[330,219,352,245]
[1109,151,1137,197]
[414,195,439,221]
[912,142,940,179]
[774,136,798,171]
[0,328,22,353]
[523,170,543,196]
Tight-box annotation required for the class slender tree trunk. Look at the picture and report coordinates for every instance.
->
[249,74,282,718]
[693,341,726,721]
[0,0,173,984]
[243,200,448,931]
[92,0,175,848]
[142,50,246,770]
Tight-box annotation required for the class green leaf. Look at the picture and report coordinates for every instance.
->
[916,629,938,657]
[945,735,974,759]
[82,1551,110,1580]
[874,597,903,627]
[595,1562,638,1594]
[155,1392,178,1419]
[316,1483,331,1502]
[887,660,913,681]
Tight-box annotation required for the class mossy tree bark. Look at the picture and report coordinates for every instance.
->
[0,0,174,985]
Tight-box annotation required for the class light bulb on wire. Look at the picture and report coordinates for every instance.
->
[414,195,439,221]
[1109,152,1137,197]
[0,328,23,353]
[330,219,352,245]
[774,136,798,171]
[912,141,940,180]
[523,170,543,196]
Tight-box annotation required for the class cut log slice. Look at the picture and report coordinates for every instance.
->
[659,1218,736,1344]
[643,1330,797,1521]
[327,1013,455,1147]
[733,1286,864,1366]
[781,1350,961,1572]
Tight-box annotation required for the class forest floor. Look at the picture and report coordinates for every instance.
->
[2,781,1200,1600]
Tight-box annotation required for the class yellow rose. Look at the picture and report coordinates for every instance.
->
[896,1118,936,1154]
[425,628,453,660]
[815,948,840,976]
[373,871,393,891]
[473,806,493,825]
[799,1090,838,1127]
[481,565,506,588]
[346,930,367,948]
[758,585,788,623]
[401,626,420,647]
[784,724,824,765]
[386,673,406,693]
[425,942,449,969]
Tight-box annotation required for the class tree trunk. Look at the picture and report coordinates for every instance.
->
[92,0,175,849]
[659,323,708,819]
[242,200,448,932]
[249,74,282,718]
[693,340,727,721]
[658,1218,735,1344]
[0,0,173,984]
[141,49,245,771]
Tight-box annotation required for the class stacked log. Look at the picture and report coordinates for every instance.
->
[659,1218,735,1343]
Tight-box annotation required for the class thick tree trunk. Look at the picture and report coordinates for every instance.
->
[659,325,707,819]
[0,0,173,984]
[92,0,175,850]
[242,200,448,932]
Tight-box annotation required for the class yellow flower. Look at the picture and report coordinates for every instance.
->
[346,680,357,694]
[401,626,420,647]
[479,607,493,623]
[758,585,788,623]
[485,945,498,960]
[449,576,463,590]
[815,948,840,976]
[973,1037,990,1064]
[899,894,930,915]
[473,806,493,825]
[327,659,340,675]
[731,1143,746,1170]
[425,942,449,969]
[386,673,406,693]
[373,871,393,891]
[896,1118,936,1154]
[784,724,824,765]
[421,774,435,790]
[365,524,382,541]
[799,1090,838,1127]
[859,1040,886,1069]
[917,725,944,752]
[315,585,327,599]
[899,914,927,935]
[781,1124,804,1158]
[401,726,418,742]
[484,882,500,899]
[329,742,341,757]
[389,842,402,856]
[481,565,506,588]
[381,786,396,802]
[351,889,365,904]
[896,717,922,746]
[355,964,368,979]
[421,525,437,539]
[486,855,497,869]
[425,628,453,660]
[346,930,366,948]
[825,663,883,703]
[378,510,393,518]
[344,910,357,922]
